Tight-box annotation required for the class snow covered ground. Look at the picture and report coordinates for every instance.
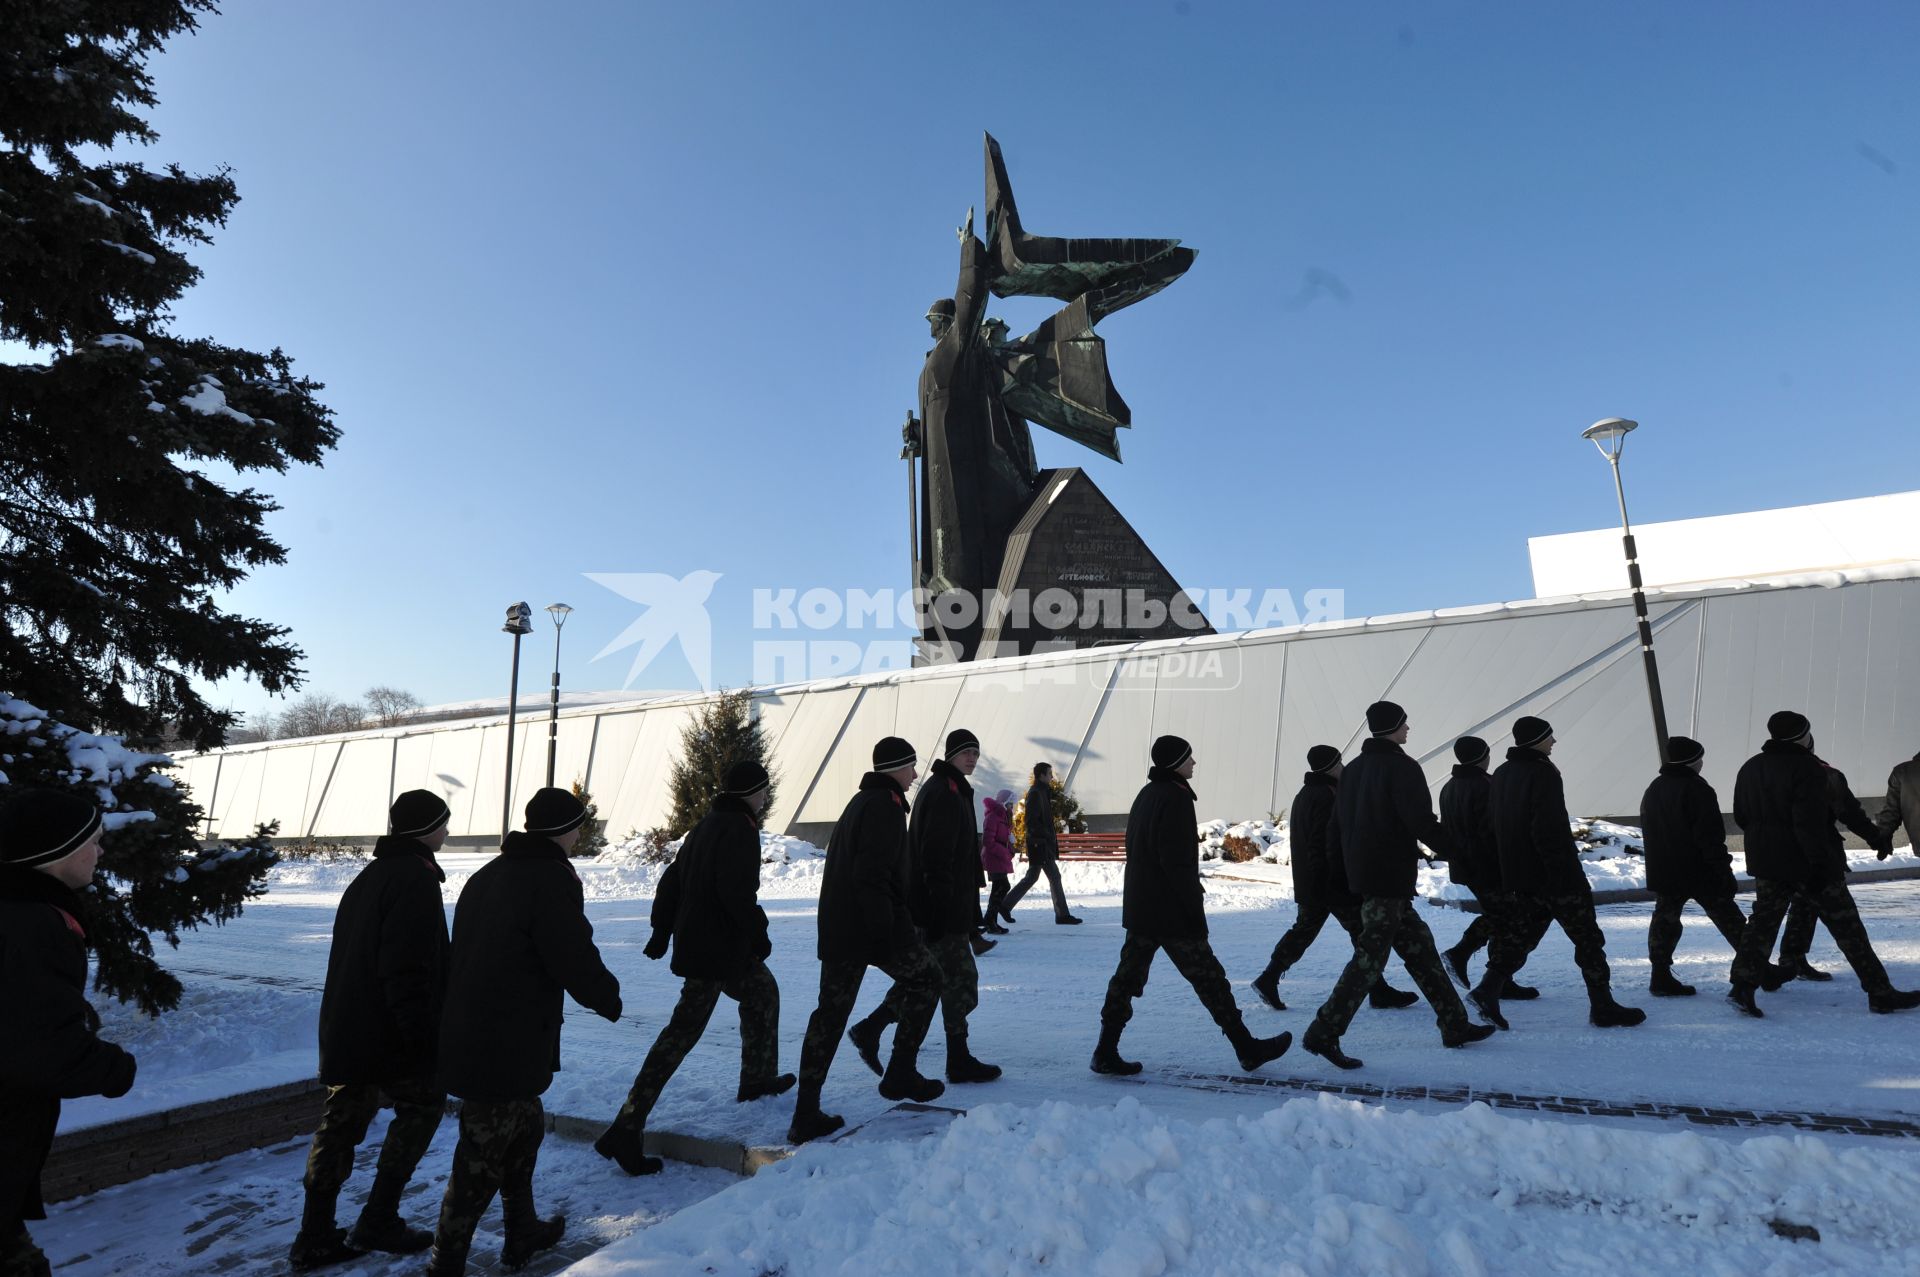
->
[48,829,1920,1275]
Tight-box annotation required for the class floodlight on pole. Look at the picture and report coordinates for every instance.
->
[544,603,573,788]
[501,602,534,839]
[1580,418,1670,764]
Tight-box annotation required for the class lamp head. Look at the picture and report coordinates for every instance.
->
[1582,417,1638,462]
[546,602,573,629]
[503,602,534,635]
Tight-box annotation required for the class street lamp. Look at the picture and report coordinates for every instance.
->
[1581,417,1670,764]
[544,603,573,788]
[501,602,534,839]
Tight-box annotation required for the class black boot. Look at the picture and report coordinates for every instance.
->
[423,1238,468,1277]
[1250,967,1286,1011]
[499,1191,564,1272]
[1368,983,1419,1010]
[847,1012,890,1078]
[1760,963,1789,992]
[786,1086,845,1144]
[1055,914,1083,925]
[1441,945,1471,988]
[1301,1025,1362,1071]
[1869,988,1920,1014]
[1649,966,1696,997]
[1441,1021,1497,1048]
[593,1122,663,1176]
[1502,979,1540,1000]
[1782,956,1834,983]
[736,1072,796,1103]
[1227,1022,1292,1071]
[970,930,998,956]
[1089,1025,1142,1075]
[983,918,1009,935]
[877,1055,946,1103]
[1728,983,1763,1018]
[1468,983,1508,1031]
[945,1031,1003,1083]
[1588,997,1647,1028]
[346,1170,432,1254]
[289,1189,365,1270]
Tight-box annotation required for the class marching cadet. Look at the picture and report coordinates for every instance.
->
[1774,752,1895,980]
[1638,738,1751,996]
[1438,737,1538,1001]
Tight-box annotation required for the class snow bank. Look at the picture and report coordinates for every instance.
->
[577,1094,1920,1277]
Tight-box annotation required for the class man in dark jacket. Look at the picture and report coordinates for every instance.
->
[291,789,453,1269]
[594,763,792,1177]
[428,788,622,1276]
[1726,713,1920,1017]
[788,738,945,1145]
[1092,736,1292,1076]
[1438,736,1539,1001]
[1876,750,1920,856]
[1250,745,1416,1013]
[846,730,1003,1086]
[1471,716,1642,1032]
[0,790,137,1277]
[1774,756,1896,981]
[1639,738,1748,997]
[999,761,1080,924]
[1303,704,1494,1071]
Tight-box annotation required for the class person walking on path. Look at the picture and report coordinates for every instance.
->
[1726,712,1920,1018]
[594,763,792,1178]
[1,790,137,1277]
[291,789,453,1269]
[1302,704,1495,1071]
[428,787,623,1276]
[1774,755,1895,981]
[1000,762,1081,925]
[1091,736,1293,1077]
[1469,716,1644,1034]
[1250,745,1417,1013]
[1639,738,1753,997]
[1437,737,1538,1002]
[980,789,1015,935]
[788,738,946,1145]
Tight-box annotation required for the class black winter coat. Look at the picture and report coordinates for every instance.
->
[0,866,136,1227]
[1878,754,1920,852]
[437,833,621,1101]
[1639,764,1735,899]
[816,773,916,964]
[1122,767,1206,938]
[1287,773,1356,910]
[909,760,981,937]
[1438,765,1500,894]
[317,836,449,1085]
[650,796,770,981]
[1491,748,1588,898]
[1337,738,1453,899]
[1733,740,1837,887]
[1024,781,1057,858]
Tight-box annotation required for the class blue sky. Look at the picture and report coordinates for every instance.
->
[123,1,1918,721]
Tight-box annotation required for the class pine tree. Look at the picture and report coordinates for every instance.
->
[1,693,277,1014]
[665,689,776,838]
[1,2,338,751]
[568,777,607,858]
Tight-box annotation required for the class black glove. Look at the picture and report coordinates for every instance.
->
[643,931,670,960]
[101,1049,138,1099]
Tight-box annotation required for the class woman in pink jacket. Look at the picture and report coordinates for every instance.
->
[980,790,1016,935]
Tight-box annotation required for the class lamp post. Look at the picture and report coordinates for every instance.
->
[1581,417,1670,764]
[544,603,573,788]
[501,602,534,838]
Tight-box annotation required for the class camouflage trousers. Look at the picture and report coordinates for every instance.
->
[301,1078,445,1211]
[1310,898,1468,1040]
[861,931,979,1045]
[0,1226,49,1277]
[1480,890,1614,1002]
[1647,894,1745,968]
[609,960,781,1137]
[797,946,940,1088]
[1733,878,1891,993]
[431,1097,545,1261]
[1099,931,1247,1039]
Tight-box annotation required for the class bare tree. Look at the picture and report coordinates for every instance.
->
[273,693,367,739]
[364,685,425,728]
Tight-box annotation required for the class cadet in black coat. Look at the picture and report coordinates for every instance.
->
[595,764,791,1178]
[1093,737,1292,1076]
[1250,747,1415,1012]
[1638,739,1746,997]
[1473,717,1642,1031]
[789,739,945,1145]
[0,791,136,1277]
[428,788,622,1275]
[1436,736,1537,999]
[1775,758,1897,979]
[1303,705,1489,1071]
[293,790,453,1268]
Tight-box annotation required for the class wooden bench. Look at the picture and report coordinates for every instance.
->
[1051,831,1127,860]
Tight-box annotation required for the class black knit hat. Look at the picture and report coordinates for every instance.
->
[0,789,103,869]
[1513,716,1554,748]
[1666,736,1705,765]
[1365,701,1407,736]
[1306,745,1341,773]
[1768,710,1811,741]
[1453,736,1490,765]
[389,789,451,839]
[873,736,917,771]
[524,786,589,837]
[722,761,771,798]
[944,728,981,760]
[1151,735,1193,769]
